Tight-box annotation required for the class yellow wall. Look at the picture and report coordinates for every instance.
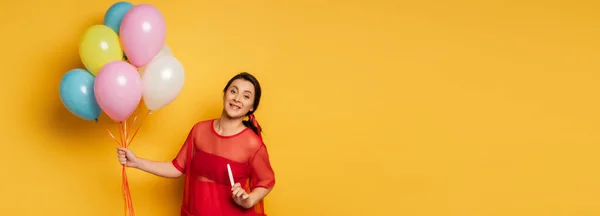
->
[1,0,600,215]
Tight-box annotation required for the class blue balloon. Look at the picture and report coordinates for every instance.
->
[59,69,102,121]
[103,2,134,35]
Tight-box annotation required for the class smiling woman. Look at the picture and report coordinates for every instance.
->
[116,72,276,216]
[223,72,263,136]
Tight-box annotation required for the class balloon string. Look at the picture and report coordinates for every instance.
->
[129,115,139,135]
[121,122,128,216]
[127,110,151,147]
[122,166,128,216]
[123,166,134,216]
[124,120,128,145]
[107,125,130,216]
[118,122,135,216]
[119,123,127,216]
[126,171,134,216]
[124,120,135,216]
[108,112,150,216]
[106,129,121,146]
[119,122,125,147]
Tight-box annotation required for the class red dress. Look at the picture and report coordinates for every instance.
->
[172,119,276,216]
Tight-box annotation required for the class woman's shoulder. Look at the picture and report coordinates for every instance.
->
[239,129,265,149]
[188,118,217,131]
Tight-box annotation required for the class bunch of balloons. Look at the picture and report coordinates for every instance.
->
[58,2,184,216]
[59,2,185,123]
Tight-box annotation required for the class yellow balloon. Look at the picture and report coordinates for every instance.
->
[79,25,123,76]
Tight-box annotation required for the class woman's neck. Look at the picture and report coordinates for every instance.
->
[214,113,245,136]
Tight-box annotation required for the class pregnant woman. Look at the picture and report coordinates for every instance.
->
[117,72,276,216]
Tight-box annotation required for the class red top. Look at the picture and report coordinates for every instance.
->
[172,119,276,216]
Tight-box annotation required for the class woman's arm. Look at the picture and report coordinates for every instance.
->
[136,157,183,178]
[231,184,274,209]
[231,143,276,209]
[248,187,274,206]
[117,147,183,178]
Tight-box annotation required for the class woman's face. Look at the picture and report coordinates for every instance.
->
[223,79,255,119]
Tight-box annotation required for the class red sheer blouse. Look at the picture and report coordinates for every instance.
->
[172,119,275,216]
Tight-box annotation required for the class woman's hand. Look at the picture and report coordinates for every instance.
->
[115,147,183,178]
[231,183,254,209]
[117,147,140,168]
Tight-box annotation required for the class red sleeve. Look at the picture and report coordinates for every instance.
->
[249,144,275,189]
[172,126,196,173]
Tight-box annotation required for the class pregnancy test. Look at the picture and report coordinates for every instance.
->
[227,164,234,186]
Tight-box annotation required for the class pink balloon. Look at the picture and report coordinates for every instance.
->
[120,4,166,67]
[94,61,143,122]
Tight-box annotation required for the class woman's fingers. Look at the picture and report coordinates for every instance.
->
[231,183,248,199]
[231,183,240,191]
[118,155,127,164]
[117,148,128,165]
[232,187,242,196]
[236,189,246,198]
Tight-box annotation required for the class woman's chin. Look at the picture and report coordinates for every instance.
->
[223,109,245,119]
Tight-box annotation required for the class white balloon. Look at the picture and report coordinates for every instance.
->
[141,55,185,111]
[156,44,173,58]
[138,44,173,76]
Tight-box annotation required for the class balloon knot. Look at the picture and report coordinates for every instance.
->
[94,118,98,123]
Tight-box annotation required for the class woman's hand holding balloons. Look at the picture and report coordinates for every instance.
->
[117,147,140,168]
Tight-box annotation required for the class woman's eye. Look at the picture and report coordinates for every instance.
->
[230,89,236,94]
[244,95,250,99]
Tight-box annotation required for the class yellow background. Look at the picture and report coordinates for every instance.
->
[1,0,600,215]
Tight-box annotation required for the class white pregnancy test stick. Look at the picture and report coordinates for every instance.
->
[227,164,235,187]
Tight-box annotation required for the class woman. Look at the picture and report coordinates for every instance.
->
[117,72,276,216]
